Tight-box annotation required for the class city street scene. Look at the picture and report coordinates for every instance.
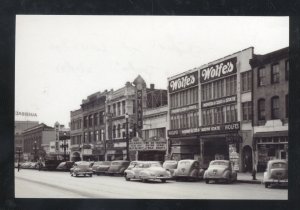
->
[15,16,288,199]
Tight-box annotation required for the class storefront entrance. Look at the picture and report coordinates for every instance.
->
[138,151,165,162]
[202,137,229,167]
[242,145,253,172]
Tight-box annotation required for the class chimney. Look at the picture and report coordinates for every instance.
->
[150,84,155,90]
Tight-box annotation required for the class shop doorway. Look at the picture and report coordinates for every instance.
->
[242,146,253,172]
[203,138,229,167]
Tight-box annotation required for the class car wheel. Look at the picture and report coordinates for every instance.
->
[265,183,269,188]
[142,179,147,183]
[205,179,209,184]
[74,173,78,177]
[161,179,166,183]
[124,174,130,181]
[89,174,92,177]
[71,172,73,176]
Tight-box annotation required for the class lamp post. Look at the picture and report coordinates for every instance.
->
[125,113,130,161]
[32,140,39,162]
[60,132,69,161]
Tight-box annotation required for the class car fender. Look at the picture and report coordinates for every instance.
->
[263,172,268,183]
[190,169,198,177]
[223,170,230,179]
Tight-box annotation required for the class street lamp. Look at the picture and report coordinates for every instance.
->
[32,141,39,162]
[60,132,69,161]
[125,113,130,161]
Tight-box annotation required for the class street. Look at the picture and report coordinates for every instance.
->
[15,169,287,199]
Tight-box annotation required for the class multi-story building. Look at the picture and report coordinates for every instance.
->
[250,47,289,172]
[22,123,55,161]
[70,108,83,161]
[130,84,168,161]
[167,47,254,171]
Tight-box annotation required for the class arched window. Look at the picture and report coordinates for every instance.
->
[258,99,265,121]
[271,96,280,119]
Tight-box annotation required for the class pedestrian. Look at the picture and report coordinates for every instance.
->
[18,163,21,172]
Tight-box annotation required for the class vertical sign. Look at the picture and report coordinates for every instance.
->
[137,89,143,129]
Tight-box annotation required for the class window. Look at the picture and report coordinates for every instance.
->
[241,71,252,92]
[122,101,126,115]
[96,131,99,141]
[94,113,98,126]
[84,132,88,143]
[258,99,266,121]
[286,94,288,118]
[271,64,280,84]
[89,115,93,127]
[113,104,116,116]
[117,102,121,116]
[100,129,104,141]
[117,124,121,138]
[99,112,104,124]
[90,131,93,142]
[242,102,252,121]
[83,116,88,128]
[285,60,289,80]
[258,67,265,86]
[112,125,116,139]
[132,100,136,113]
[271,96,280,119]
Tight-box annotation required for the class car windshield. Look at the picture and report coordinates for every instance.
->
[210,161,229,166]
[112,162,121,166]
[179,161,191,166]
[163,162,177,169]
[93,162,103,166]
[150,163,161,167]
[271,162,287,169]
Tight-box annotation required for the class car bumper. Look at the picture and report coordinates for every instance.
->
[264,179,288,185]
[76,171,93,175]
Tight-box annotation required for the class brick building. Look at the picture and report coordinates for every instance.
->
[250,47,289,172]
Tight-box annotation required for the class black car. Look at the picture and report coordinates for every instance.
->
[56,161,75,171]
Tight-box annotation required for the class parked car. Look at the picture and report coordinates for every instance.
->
[124,161,171,183]
[106,160,130,176]
[173,159,205,181]
[21,162,31,169]
[92,161,104,173]
[263,159,288,188]
[94,161,111,175]
[56,161,75,171]
[204,160,237,184]
[70,161,93,177]
[163,160,178,178]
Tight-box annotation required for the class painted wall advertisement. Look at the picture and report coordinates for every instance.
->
[229,144,240,171]
[169,71,198,93]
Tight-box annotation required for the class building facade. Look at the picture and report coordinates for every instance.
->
[70,108,83,161]
[22,123,55,161]
[250,47,289,172]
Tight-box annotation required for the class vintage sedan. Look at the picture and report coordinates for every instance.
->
[94,161,111,175]
[70,161,93,177]
[163,160,178,178]
[263,159,288,188]
[91,161,104,173]
[56,161,74,171]
[173,159,205,181]
[124,162,171,183]
[106,160,130,176]
[204,160,237,184]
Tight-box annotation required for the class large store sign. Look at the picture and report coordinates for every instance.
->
[171,104,198,114]
[168,128,200,137]
[169,71,198,93]
[199,122,240,134]
[137,89,143,129]
[200,57,237,83]
[202,95,237,108]
[129,139,167,151]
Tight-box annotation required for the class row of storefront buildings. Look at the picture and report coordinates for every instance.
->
[68,46,288,172]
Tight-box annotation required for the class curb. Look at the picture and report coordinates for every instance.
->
[237,180,262,184]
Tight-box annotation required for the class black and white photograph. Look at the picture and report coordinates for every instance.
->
[14,15,289,200]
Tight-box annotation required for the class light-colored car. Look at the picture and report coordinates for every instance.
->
[91,161,104,173]
[173,159,205,181]
[124,162,171,183]
[204,160,237,184]
[94,161,111,175]
[106,160,130,175]
[163,160,178,178]
[70,161,93,177]
[263,159,288,188]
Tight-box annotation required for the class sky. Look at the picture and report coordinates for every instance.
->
[15,16,289,127]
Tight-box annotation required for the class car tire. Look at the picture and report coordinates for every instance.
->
[161,179,166,183]
[74,172,78,177]
[205,179,209,184]
[89,174,92,177]
[71,173,73,177]
[265,183,269,188]
[125,175,130,181]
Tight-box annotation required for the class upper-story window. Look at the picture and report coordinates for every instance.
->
[258,67,265,87]
[107,105,111,113]
[117,102,121,116]
[258,99,266,121]
[112,125,116,139]
[271,63,280,84]
[83,116,88,128]
[117,124,121,138]
[113,104,116,116]
[271,96,280,119]
[94,113,98,126]
[242,102,252,121]
[122,101,126,115]
[286,94,289,118]
[241,71,252,92]
[285,60,289,81]
[99,111,104,124]
[89,115,93,127]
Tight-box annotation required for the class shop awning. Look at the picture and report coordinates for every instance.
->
[253,131,288,138]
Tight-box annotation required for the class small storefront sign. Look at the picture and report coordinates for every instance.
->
[168,128,200,137]
[169,71,198,93]
[199,122,240,134]
[202,95,237,108]
[200,57,237,83]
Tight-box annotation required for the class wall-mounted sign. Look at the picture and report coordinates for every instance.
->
[171,104,198,114]
[169,71,198,93]
[15,111,37,117]
[200,57,237,83]
[202,95,237,108]
[168,128,200,137]
[137,89,143,129]
[199,122,240,134]
[82,149,92,155]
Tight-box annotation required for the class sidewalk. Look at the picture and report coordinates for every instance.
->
[237,172,263,184]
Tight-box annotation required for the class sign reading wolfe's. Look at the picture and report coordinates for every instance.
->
[136,89,143,129]
[200,122,240,134]
[200,57,237,83]
[169,71,198,93]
